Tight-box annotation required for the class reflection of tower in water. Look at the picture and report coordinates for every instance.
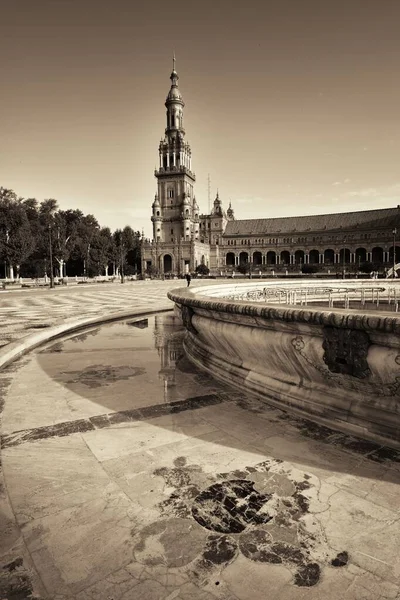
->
[153,314,185,401]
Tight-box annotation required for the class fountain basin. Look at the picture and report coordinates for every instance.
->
[168,280,400,448]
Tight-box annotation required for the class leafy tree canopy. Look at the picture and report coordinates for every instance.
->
[0,185,143,278]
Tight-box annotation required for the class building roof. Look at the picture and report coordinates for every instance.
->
[223,207,400,236]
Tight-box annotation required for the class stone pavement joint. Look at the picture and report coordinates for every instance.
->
[1,393,223,449]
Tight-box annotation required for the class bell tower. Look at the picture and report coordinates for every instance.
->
[152,56,199,243]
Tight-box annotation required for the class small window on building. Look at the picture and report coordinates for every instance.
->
[156,211,160,216]
[171,228,174,234]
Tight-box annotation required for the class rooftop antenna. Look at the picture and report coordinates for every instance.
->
[208,173,211,214]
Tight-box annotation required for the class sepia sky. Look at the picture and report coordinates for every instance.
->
[1,0,400,237]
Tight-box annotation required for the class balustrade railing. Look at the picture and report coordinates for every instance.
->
[222,285,399,312]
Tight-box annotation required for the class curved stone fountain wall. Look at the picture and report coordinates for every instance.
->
[168,281,400,449]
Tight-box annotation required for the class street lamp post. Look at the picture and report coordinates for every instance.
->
[393,228,397,279]
[120,243,125,284]
[87,243,91,280]
[5,229,9,279]
[48,225,55,289]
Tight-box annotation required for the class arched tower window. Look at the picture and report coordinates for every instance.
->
[168,189,174,198]
[171,113,175,127]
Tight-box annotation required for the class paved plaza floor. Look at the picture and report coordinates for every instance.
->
[0,280,195,349]
[0,284,399,599]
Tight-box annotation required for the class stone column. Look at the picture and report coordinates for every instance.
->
[159,152,162,168]
[305,254,309,264]
[319,253,324,264]
[166,153,170,168]
[335,253,339,264]
[173,152,176,167]
[276,255,280,265]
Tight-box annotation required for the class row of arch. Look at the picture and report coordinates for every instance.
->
[226,246,400,266]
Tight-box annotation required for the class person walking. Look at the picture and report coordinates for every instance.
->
[185,273,191,287]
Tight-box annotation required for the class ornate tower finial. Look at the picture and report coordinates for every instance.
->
[173,52,176,72]
[227,200,235,220]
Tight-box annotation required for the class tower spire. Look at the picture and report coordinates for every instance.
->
[173,51,176,72]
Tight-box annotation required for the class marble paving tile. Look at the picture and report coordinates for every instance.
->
[22,489,137,596]
[2,436,116,525]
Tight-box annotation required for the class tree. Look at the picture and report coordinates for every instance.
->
[38,198,59,285]
[20,198,42,277]
[145,264,159,277]
[301,264,318,274]
[113,229,127,281]
[23,198,39,224]
[74,214,100,277]
[90,227,114,276]
[359,261,373,274]
[196,264,210,276]
[52,209,85,276]
[0,188,35,278]
[237,262,251,275]
[119,226,141,274]
[0,185,142,279]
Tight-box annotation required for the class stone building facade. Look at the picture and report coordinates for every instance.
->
[142,62,400,276]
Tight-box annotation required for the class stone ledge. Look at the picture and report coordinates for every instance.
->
[168,284,400,334]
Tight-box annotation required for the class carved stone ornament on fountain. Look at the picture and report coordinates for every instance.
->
[322,326,371,379]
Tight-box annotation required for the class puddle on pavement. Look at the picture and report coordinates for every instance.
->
[35,312,226,411]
